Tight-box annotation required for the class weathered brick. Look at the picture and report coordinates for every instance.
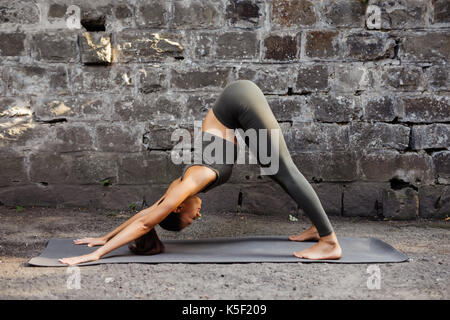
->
[310,94,361,123]
[425,65,449,91]
[267,96,313,123]
[344,31,396,61]
[229,160,268,184]
[342,182,387,217]
[349,122,410,151]
[118,151,170,184]
[216,31,259,60]
[0,118,50,151]
[382,188,419,220]
[377,66,424,91]
[47,3,67,18]
[142,124,183,150]
[330,64,372,93]
[79,32,112,65]
[0,1,39,25]
[111,95,140,122]
[226,0,263,28]
[75,1,132,29]
[0,184,59,207]
[184,93,217,121]
[0,117,32,148]
[54,184,148,210]
[271,0,316,27]
[263,34,298,61]
[136,0,169,27]
[0,33,26,56]
[191,32,214,59]
[368,0,428,29]
[432,0,450,24]
[419,185,450,218]
[172,0,222,28]
[29,153,71,184]
[71,65,134,94]
[31,33,78,63]
[292,151,359,182]
[237,66,292,94]
[197,184,240,214]
[400,96,450,123]
[362,95,399,122]
[96,123,144,152]
[400,32,450,62]
[296,65,328,92]
[308,183,343,216]
[29,152,117,185]
[7,66,70,96]
[137,66,167,94]
[33,95,109,121]
[171,67,231,90]
[33,97,75,120]
[0,96,31,117]
[322,0,365,28]
[44,124,95,153]
[0,153,27,186]
[114,94,184,124]
[240,181,342,218]
[240,182,298,216]
[433,151,450,184]
[114,4,132,20]
[359,150,434,184]
[291,122,349,151]
[411,124,450,150]
[305,30,340,60]
[0,67,6,95]
[115,31,184,63]
[71,152,118,184]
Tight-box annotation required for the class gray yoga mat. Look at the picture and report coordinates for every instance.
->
[28,236,408,267]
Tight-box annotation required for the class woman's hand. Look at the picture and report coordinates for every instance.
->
[73,237,107,247]
[59,252,100,266]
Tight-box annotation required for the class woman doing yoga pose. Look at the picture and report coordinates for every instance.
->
[59,80,342,266]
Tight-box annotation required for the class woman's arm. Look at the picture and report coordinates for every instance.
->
[100,194,166,242]
[59,177,195,265]
[75,177,182,246]
[73,195,165,247]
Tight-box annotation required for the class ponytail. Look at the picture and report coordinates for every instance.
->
[128,211,184,255]
[128,227,164,255]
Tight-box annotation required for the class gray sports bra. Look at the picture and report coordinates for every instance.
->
[181,131,238,193]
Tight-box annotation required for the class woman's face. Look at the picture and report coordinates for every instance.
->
[176,196,202,228]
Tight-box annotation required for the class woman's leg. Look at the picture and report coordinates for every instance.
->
[216,80,341,259]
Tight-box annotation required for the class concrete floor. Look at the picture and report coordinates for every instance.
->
[0,206,448,299]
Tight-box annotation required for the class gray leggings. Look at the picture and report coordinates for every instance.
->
[213,80,334,237]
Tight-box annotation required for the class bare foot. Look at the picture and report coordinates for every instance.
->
[293,232,342,260]
[288,225,320,242]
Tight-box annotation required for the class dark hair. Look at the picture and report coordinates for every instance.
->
[128,211,184,255]
[159,211,184,231]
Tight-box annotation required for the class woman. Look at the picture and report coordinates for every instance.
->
[59,80,342,266]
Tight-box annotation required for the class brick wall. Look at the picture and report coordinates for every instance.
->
[0,0,449,220]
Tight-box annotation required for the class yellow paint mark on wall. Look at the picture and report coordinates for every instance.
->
[0,105,32,117]
[83,32,112,62]
[0,118,35,141]
[122,73,132,85]
[49,101,72,116]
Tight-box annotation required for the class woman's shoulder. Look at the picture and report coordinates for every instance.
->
[181,164,218,194]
